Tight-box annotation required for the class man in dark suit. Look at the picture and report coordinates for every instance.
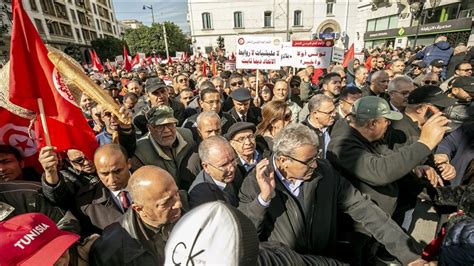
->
[188,136,242,208]
[41,144,132,236]
[227,88,261,126]
[226,122,270,178]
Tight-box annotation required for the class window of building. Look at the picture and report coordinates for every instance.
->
[40,0,54,15]
[326,0,335,16]
[96,19,101,30]
[60,23,73,37]
[294,10,302,26]
[47,21,61,36]
[34,18,44,33]
[202,12,212,29]
[92,3,97,14]
[30,0,37,11]
[366,15,398,32]
[423,3,460,25]
[82,29,90,41]
[264,11,272,27]
[54,3,68,19]
[234,11,243,28]
[75,28,81,42]
[70,9,77,23]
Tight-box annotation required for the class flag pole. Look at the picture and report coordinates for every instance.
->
[256,70,259,101]
[37,98,52,146]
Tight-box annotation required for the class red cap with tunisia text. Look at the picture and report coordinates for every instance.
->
[0,213,80,266]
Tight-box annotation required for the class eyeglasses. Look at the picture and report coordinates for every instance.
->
[231,134,256,144]
[459,68,472,72]
[149,123,176,133]
[316,108,336,116]
[206,158,237,176]
[424,80,439,85]
[178,78,188,83]
[285,152,320,170]
[70,156,86,164]
[202,100,220,105]
[230,81,244,87]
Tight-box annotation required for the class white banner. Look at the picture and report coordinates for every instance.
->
[291,40,333,69]
[236,36,282,70]
[332,46,344,64]
[280,42,294,67]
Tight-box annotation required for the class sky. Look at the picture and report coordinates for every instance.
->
[112,0,190,33]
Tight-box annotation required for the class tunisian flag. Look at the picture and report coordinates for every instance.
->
[342,43,354,68]
[8,0,98,159]
[89,49,103,72]
[123,46,132,72]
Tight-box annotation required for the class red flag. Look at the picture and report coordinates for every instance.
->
[123,46,132,72]
[8,0,98,158]
[342,43,354,68]
[229,52,236,61]
[89,49,103,72]
[202,60,207,77]
[131,53,140,67]
[168,56,173,65]
[210,57,217,76]
[312,68,324,85]
[0,108,41,173]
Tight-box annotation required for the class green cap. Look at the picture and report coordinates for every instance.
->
[351,96,403,120]
[146,106,178,125]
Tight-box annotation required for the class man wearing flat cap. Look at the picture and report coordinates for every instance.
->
[328,96,450,264]
[188,136,242,208]
[429,59,445,81]
[227,88,262,126]
[130,105,196,190]
[226,122,270,178]
[133,78,185,136]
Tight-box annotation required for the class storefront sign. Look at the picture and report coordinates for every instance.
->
[364,17,472,41]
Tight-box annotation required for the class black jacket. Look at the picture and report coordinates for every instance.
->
[89,209,171,265]
[181,111,234,143]
[238,157,422,264]
[188,170,242,208]
[327,119,432,217]
[227,106,262,126]
[43,179,124,236]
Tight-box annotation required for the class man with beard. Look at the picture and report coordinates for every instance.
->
[89,166,183,265]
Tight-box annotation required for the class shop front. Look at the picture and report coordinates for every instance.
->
[364,17,473,49]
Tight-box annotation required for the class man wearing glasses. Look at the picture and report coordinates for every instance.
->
[133,78,185,136]
[302,94,336,159]
[328,96,450,264]
[239,124,426,265]
[188,136,241,208]
[226,122,270,178]
[387,76,416,112]
[222,73,245,112]
[440,62,473,92]
[131,105,196,190]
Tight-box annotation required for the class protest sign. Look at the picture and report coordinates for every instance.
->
[291,40,333,68]
[236,35,282,70]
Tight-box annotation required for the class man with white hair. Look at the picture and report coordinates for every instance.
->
[387,76,416,112]
[239,124,425,265]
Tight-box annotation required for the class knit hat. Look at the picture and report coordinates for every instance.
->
[164,201,259,265]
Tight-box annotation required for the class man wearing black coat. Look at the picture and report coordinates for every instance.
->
[188,136,242,208]
[41,144,132,236]
[89,165,183,265]
[239,124,424,265]
[226,87,262,126]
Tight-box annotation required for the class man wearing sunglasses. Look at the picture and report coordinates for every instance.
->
[188,136,241,208]
[239,124,425,265]
[222,73,245,112]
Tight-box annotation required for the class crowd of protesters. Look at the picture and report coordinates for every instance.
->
[1,35,473,265]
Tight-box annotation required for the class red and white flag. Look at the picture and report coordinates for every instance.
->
[8,0,98,159]
[123,46,132,72]
[131,53,140,67]
[88,49,103,72]
[342,43,355,68]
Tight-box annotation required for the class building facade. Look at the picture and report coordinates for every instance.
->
[187,0,358,55]
[0,0,122,63]
[356,0,474,49]
[119,19,143,30]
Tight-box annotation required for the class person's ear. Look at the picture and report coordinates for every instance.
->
[126,158,132,170]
